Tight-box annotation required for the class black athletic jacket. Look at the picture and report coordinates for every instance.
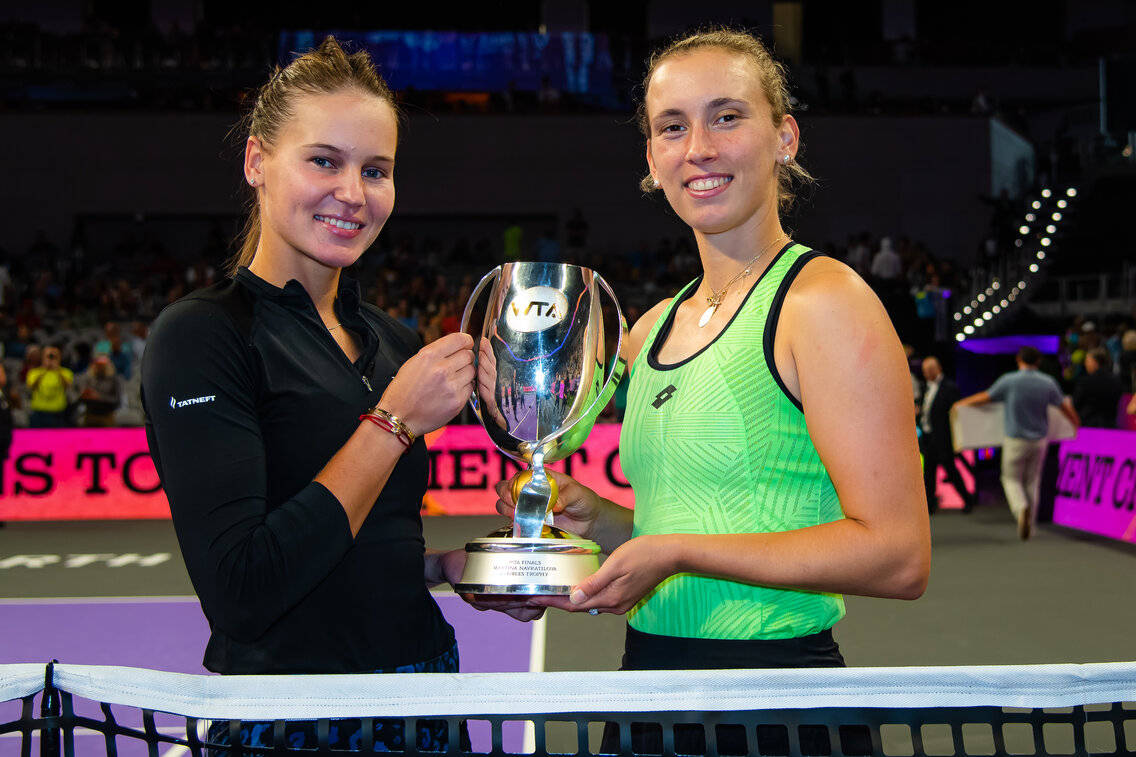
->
[142,268,455,674]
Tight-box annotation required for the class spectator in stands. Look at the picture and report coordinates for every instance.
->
[19,344,41,385]
[75,353,121,427]
[1120,329,1136,393]
[27,346,72,428]
[536,227,561,263]
[870,236,903,282]
[0,363,12,481]
[502,219,523,262]
[5,324,31,360]
[954,346,1079,540]
[129,321,148,367]
[1073,348,1122,428]
[845,232,871,277]
[565,208,589,254]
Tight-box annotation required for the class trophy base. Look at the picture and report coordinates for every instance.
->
[454,525,601,596]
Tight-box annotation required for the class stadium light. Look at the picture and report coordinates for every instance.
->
[1041,188,1052,198]
[1066,188,1077,197]
[1041,237,1051,246]
[1029,263,1039,272]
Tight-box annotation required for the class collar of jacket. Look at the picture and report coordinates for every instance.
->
[234,267,364,316]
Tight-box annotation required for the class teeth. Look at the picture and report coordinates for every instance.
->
[687,176,732,191]
[315,215,362,230]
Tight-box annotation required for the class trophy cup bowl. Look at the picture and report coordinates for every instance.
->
[454,262,627,596]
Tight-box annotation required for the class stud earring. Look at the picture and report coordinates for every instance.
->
[248,177,258,187]
[652,176,661,189]
[781,154,792,165]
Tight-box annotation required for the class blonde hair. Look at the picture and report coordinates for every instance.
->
[636,27,814,212]
[227,36,399,277]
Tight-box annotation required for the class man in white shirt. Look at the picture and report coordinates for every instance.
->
[919,357,974,513]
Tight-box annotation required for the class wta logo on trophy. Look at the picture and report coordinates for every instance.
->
[504,286,570,333]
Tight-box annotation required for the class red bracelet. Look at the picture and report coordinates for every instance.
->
[359,409,415,450]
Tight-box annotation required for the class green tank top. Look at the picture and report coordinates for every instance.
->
[619,243,845,640]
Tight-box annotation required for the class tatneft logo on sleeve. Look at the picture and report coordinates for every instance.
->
[169,395,216,409]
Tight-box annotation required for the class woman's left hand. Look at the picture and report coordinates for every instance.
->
[533,535,678,615]
[438,548,546,622]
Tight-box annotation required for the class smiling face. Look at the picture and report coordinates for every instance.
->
[644,48,797,239]
[244,88,397,275]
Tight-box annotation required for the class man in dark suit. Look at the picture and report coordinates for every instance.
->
[919,357,975,513]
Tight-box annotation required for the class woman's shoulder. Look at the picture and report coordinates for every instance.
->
[784,253,871,303]
[148,280,255,353]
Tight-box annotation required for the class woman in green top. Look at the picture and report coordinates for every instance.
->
[498,28,930,672]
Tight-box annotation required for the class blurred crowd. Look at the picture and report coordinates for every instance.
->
[0,207,987,429]
[1058,315,1136,427]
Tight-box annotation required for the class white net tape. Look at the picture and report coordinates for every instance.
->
[3,662,1131,720]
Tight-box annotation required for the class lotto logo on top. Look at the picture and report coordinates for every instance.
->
[505,287,570,333]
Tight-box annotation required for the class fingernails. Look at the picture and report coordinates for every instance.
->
[569,588,587,604]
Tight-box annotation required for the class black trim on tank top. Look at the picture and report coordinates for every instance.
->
[763,251,826,413]
[647,242,795,372]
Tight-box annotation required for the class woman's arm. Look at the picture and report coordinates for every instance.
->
[144,300,357,642]
[954,390,992,407]
[543,259,930,614]
[317,332,474,535]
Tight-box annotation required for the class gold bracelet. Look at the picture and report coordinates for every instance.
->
[361,407,417,447]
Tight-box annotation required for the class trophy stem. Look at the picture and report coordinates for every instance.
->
[513,451,553,540]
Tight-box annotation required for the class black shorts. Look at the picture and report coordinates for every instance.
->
[602,625,847,756]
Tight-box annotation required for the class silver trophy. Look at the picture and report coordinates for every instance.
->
[454,262,627,596]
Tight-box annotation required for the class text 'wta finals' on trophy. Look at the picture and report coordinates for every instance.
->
[454,262,627,596]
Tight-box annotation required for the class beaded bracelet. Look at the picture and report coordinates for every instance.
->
[359,408,416,450]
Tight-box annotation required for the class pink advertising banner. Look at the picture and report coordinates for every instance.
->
[0,425,634,521]
[1052,428,1136,544]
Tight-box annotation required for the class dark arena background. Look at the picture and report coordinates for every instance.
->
[1,1,1136,755]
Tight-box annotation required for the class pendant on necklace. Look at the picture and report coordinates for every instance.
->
[698,303,718,328]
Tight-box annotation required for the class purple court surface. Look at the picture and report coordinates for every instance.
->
[2,594,536,755]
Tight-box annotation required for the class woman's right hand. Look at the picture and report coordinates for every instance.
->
[377,332,475,437]
[495,469,602,539]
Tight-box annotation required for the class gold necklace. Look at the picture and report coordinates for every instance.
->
[698,235,788,328]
